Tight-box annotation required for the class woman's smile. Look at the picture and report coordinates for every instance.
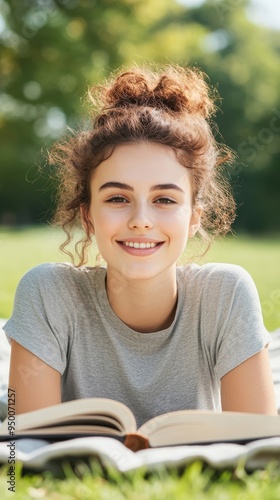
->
[88,141,201,281]
[116,239,164,255]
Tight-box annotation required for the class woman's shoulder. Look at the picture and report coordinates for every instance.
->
[17,262,106,289]
[177,263,261,319]
[178,262,255,290]
[18,262,73,285]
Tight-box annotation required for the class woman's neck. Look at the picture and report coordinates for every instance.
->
[105,268,178,333]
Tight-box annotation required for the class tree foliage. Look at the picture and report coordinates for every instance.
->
[0,0,279,231]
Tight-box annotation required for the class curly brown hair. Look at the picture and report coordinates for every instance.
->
[50,64,236,266]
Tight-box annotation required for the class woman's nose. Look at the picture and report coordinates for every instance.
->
[127,203,153,230]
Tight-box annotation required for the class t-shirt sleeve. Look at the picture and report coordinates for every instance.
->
[205,265,271,380]
[3,263,74,374]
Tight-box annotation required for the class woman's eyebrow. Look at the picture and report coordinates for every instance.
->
[99,182,184,192]
[151,183,184,193]
[99,182,133,192]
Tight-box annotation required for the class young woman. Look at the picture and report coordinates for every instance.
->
[4,65,277,426]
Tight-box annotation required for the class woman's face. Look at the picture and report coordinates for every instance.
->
[87,142,201,281]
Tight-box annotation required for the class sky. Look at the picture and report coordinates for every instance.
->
[177,0,280,30]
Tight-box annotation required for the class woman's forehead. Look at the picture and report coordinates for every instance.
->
[91,142,192,185]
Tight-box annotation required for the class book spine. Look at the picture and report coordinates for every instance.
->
[123,433,150,452]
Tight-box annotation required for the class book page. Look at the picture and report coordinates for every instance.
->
[138,410,280,447]
[0,398,136,435]
[14,425,123,436]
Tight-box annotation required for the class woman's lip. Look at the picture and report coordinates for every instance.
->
[117,241,164,255]
[117,239,162,244]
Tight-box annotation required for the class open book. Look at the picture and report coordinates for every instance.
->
[1,398,280,451]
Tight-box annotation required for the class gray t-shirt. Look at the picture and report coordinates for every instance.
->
[4,262,270,428]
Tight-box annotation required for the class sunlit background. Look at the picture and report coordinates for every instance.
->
[180,0,280,30]
[1,0,279,231]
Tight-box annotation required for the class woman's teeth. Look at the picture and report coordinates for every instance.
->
[123,242,157,249]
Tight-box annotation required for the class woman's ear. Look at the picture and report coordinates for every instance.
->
[188,206,202,238]
[80,206,95,236]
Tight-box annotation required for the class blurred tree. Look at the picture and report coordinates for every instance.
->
[0,0,183,223]
[138,0,280,232]
[0,0,279,232]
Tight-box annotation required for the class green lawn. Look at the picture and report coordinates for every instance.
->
[1,226,279,330]
[0,227,280,496]
[0,458,280,499]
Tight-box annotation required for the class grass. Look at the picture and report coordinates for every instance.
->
[0,226,279,330]
[0,226,280,497]
[0,459,280,499]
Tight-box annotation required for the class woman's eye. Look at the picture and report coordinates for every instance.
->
[106,196,128,203]
[154,197,176,204]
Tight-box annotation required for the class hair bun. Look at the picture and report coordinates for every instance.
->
[98,66,217,119]
[106,72,150,107]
